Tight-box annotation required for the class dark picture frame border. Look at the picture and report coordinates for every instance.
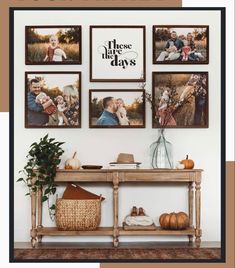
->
[89,89,146,128]
[25,25,82,65]
[152,71,209,128]
[25,71,82,128]
[152,25,209,65]
[90,25,146,82]
[9,7,225,263]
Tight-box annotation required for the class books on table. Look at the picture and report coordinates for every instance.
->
[108,163,141,169]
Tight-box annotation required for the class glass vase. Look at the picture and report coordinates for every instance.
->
[150,129,173,169]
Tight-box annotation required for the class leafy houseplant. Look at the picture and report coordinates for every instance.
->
[18,134,64,220]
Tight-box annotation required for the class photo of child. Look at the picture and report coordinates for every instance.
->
[116,98,130,125]
[26,26,81,64]
[43,35,67,62]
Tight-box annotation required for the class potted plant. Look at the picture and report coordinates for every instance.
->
[17,134,65,219]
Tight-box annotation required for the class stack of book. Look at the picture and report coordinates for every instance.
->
[109,162,141,169]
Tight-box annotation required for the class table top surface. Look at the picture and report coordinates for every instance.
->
[57,168,203,173]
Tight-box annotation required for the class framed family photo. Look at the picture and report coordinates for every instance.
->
[152,72,208,128]
[152,25,209,64]
[25,72,81,128]
[89,90,145,128]
[90,26,146,82]
[25,25,82,64]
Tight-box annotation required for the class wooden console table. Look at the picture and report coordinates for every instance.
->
[30,169,202,248]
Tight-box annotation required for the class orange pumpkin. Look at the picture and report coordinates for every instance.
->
[159,212,189,230]
[180,155,194,169]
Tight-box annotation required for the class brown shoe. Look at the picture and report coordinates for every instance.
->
[130,206,138,216]
[138,207,145,216]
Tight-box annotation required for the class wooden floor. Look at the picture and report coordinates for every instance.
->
[14,242,221,261]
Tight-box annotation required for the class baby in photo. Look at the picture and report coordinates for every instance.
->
[181,38,191,61]
[165,41,178,60]
[44,35,67,62]
[54,95,68,126]
[116,98,130,125]
[35,92,56,115]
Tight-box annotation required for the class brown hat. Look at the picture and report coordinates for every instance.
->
[110,153,141,165]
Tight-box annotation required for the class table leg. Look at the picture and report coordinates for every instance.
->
[37,186,43,243]
[195,180,202,246]
[188,182,194,242]
[30,179,37,248]
[113,173,119,247]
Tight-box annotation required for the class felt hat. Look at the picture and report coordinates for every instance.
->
[110,153,141,165]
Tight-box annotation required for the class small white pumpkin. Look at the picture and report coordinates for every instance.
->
[176,161,185,170]
[64,152,81,170]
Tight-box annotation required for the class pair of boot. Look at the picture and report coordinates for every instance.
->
[130,206,145,216]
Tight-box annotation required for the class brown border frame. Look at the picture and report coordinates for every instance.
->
[89,89,145,128]
[25,25,82,65]
[152,25,209,65]
[25,71,82,128]
[90,25,146,82]
[152,71,209,128]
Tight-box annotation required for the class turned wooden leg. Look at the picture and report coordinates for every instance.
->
[113,173,119,247]
[37,186,43,243]
[188,182,194,243]
[30,179,37,248]
[195,180,202,246]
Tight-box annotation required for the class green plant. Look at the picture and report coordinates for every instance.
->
[18,134,65,220]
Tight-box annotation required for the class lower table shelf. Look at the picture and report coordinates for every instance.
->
[36,226,195,236]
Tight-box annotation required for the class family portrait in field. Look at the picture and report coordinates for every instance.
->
[153,26,208,64]
[25,26,81,64]
[26,72,81,128]
[89,90,145,128]
[152,72,208,128]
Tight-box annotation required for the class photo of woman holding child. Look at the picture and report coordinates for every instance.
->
[25,26,81,64]
[25,72,81,128]
[153,26,208,64]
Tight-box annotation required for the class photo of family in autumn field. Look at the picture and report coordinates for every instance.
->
[153,26,209,64]
[89,90,145,128]
[25,26,81,64]
[25,72,81,128]
[152,72,208,128]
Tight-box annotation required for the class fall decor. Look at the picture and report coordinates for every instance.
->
[180,155,194,169]
[17,134,64,220]
[64,152,81,170]
[159,212,189,230]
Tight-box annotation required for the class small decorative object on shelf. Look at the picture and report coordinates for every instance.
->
[176,161,185,169]
[123,206,155,230]
[150,129,173,169]
[81,165,103,169]
[180,155,194,169]
[159,212,189,230]
[64,152,81,170]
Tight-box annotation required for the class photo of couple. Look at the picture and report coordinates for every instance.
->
[89,90,145,128]
[26,26,81,64]
[153,26,208,64]
[152,72,208,128]
[25,72,81,128]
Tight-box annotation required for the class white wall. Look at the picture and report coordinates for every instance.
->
[14,10,221,242]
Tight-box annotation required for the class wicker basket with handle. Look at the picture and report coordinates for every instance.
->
[55,197,102,230]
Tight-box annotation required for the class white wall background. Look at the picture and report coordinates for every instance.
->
[14,10,221,242]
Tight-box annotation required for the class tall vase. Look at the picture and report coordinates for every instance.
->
[150,129,173,169]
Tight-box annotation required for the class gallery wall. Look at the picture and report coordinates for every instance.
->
[14,10,221,242]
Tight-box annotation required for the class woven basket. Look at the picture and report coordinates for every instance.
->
[55,198,101,230]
